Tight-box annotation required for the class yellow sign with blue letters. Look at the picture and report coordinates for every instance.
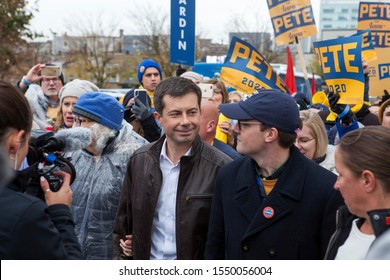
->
[313,36,364,104]
[267,0,317,46]
[220,36,288,95]
[357,2,390,97]
[357,2,390,48]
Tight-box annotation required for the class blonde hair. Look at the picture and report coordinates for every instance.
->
[299,110,328,159]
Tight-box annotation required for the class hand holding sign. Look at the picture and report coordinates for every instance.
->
[328,90,355,126]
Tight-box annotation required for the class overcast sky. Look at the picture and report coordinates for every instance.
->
[28,0,321,43]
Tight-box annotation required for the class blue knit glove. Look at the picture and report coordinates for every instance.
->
[131,98,152,121]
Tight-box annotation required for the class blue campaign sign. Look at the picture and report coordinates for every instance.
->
[170,0,196,66]
[313,36,364,104]
[353,29,377,62]
[220,36,288,95]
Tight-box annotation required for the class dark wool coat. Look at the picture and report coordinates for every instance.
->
[205,146,344,260]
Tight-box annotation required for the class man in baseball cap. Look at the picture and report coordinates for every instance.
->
[205,89,343,260]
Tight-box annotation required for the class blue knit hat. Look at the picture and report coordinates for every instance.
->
[137,59,162,85]
[219,89,300,133]
[73,92,124,131]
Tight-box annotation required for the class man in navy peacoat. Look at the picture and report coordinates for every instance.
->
[205,89,344,260]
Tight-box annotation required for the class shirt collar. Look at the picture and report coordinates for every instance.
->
[160,139,192,163]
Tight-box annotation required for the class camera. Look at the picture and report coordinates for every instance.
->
[19,130,76,200]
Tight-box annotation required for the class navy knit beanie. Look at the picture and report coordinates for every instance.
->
[137,59,162,85]
[73,92,124,131]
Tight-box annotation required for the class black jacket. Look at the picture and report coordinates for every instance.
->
[324,205,390,259]
[0,180,83,259]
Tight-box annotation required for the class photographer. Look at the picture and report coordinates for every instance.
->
[0,81,82,259]
[16,63,65,130]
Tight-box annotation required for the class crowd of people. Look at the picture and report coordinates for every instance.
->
[0,57,389,260]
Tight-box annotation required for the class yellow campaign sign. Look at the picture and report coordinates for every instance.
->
[220,36,288,95]
[368,47,390,97]
[313,36,365,104]
[357,2,390,48]
[267,0,317,46]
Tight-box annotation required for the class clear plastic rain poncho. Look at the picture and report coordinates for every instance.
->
[68,121,148,259]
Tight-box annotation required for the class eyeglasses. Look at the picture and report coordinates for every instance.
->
[74,116,92,127]
[237,120,263,130]
[295,137,315,145]
[42,77,61,83]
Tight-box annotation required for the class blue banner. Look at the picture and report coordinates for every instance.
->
[358,2,390,21]
[378,63,390,80]
[220,36,288,95]
[170,0,196,66]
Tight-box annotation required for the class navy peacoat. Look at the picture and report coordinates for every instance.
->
[205,146,344,260]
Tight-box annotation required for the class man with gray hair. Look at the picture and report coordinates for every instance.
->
[17,63,65,129]
[69,92,148,259]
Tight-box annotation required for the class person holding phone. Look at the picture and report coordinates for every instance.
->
[0,81,82,259]
[122,89,162,142]
[16,63,65,130]
[135,59,162,108]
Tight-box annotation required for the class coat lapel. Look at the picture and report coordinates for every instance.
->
[242,147,308,239]
[233,159,263,222]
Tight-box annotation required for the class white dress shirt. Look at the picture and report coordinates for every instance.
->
[150,139,192,259]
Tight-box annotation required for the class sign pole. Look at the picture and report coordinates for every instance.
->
[295,36,312,104]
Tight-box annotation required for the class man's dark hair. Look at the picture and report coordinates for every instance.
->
[153,77,202,114]
[259,119,302,149]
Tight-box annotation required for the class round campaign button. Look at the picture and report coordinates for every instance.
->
[263,206,275,219]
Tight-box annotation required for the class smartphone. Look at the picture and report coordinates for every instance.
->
[41,65,61,77]
[134,89,149,106]
[198,83,213,98]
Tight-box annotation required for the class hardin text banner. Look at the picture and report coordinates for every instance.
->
[220,36,288,95]
[267,0,317,46]
[170,0,195,66]
[313,36,364,104]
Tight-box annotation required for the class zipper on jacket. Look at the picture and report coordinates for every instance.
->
[185,194,213,201]
[324,208,341,259]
